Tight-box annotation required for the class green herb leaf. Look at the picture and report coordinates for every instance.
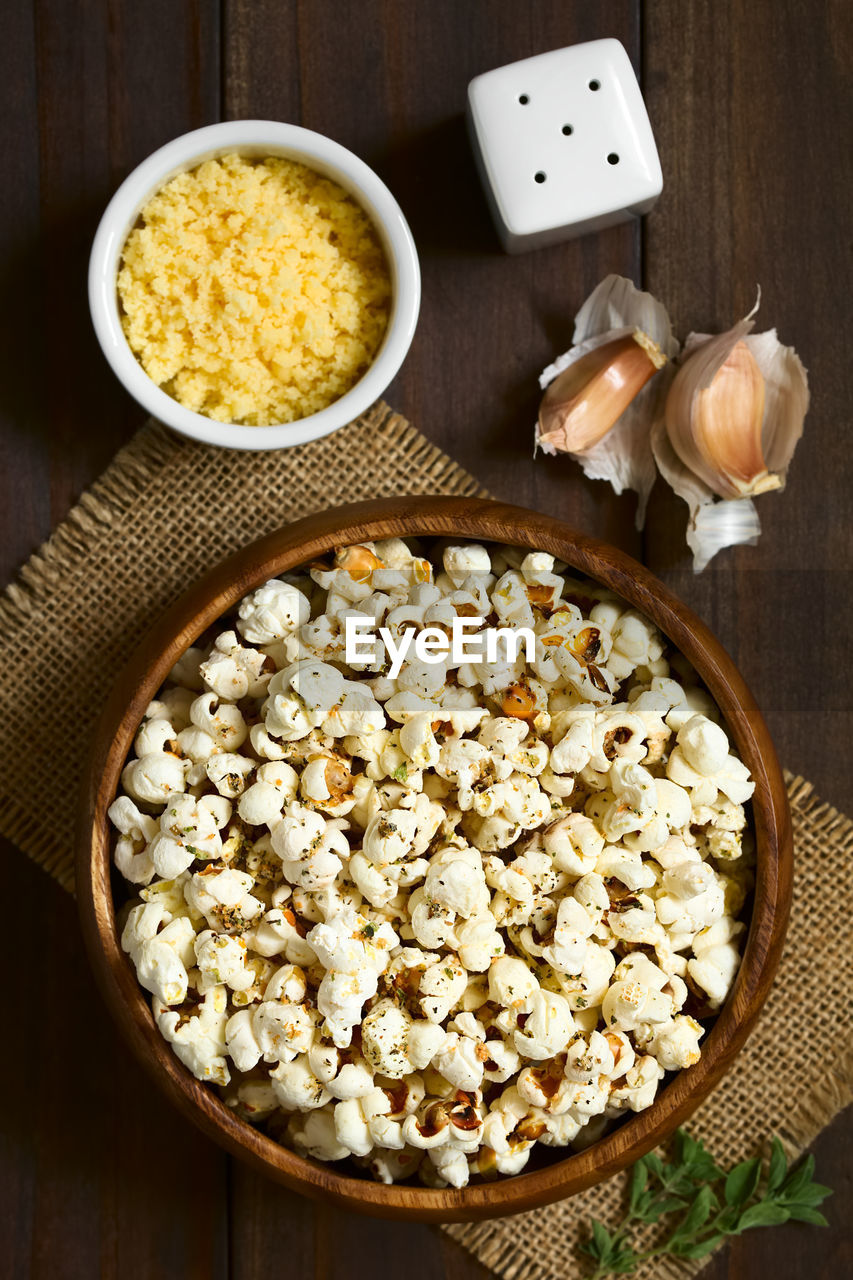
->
[576,1131,833,1278]
[778,1155,821,1202]
[785,1206,829,1227]
[609,1250,639,1274]
[640,1195,689,1223]
[628,1160,648,1213]
[724,1157,762,1207]
[670,1233,727,1260]
[579,1219,616,1264]
[766,1138,788,1192]
[736,1202,791,1231]
[670,1183,716,1240]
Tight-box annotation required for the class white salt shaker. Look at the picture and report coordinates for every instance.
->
[467,39,662,252]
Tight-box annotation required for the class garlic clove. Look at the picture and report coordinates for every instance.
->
[663,304,809,502]
[665,327,773,500]
[537,329,666,454]
[690,340,775,497]
[537,275,679,527]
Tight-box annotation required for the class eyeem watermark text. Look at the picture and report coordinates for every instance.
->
[344,615,535,678]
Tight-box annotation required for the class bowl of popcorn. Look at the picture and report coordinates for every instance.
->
[88,120,420,449]
[77,497,791,1219]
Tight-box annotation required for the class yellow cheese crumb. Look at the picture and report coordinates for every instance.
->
[117,154,392,425]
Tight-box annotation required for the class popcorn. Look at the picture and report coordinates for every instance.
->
[667,714,755,806]
[456,913,505,971]
[543,812,603,877]
[184,866,264,931]
[122,902,195,1005]
[606,1055,665,1114]
[424,846,490,918]
[513,989,574,1060]
[237,579,310,645]
[225,1007,263,1071]
[228,1078,278,1123]
[271,1055,331,1110]
[109,796,156,885]
[360,1000,414,1078]
[288,1107,350,1162]
[307,908,398,1046]
[688,917,746,1007]
[238,760,299,826]
[190,692,248,751]
[299,755,357,816]
[642,1014,704,1071]
[656,859,726,933]
[155,983,230,1085]
[195,929,254,992]
[323,1053,376,1101]
[433,1030,485,1092]
[541,895,597,974]
[252,998,316,1063]
[334,1095,388,1158]
[110,537,752,1189]
[418,955,468,1023]
[134,717,177,757]
[200,631,269,700]
[145,793,224,880]
[121,750,188,805]
[488,956,538,1010]
[443,544,492,588]
[271,802,350,889]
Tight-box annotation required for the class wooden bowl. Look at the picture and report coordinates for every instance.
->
[77,496,792,1222]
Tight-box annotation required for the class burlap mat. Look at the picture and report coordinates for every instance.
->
[1,402,850,1279]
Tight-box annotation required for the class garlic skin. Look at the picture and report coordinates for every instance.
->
[655,301,809,570]
[669,339,774,499]
[538,329,666,454]
[537,275,679,526]
[650,421,762,573]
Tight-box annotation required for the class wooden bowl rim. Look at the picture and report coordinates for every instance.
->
[76,495,792,1222]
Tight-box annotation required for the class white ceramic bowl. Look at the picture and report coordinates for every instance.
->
[88,120,421,450]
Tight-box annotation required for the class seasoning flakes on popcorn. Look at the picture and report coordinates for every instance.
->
[110,538,754,1188]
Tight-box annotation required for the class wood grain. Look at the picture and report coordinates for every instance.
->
[639,6,853,1275]
[1,0,851,1275]
[641,0,853,804]
[77,496,792,1221]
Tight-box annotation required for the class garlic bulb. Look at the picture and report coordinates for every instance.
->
[539,277,809,570]
[654,300,809,570]
[537,275,679,526]
[538,330,666,454]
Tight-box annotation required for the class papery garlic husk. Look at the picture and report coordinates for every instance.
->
[537,275,679,526]
[538,329,666,453]
[650,420,762,572]
[654,300,809,570]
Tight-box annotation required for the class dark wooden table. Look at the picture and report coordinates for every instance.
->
[2,2,850,1277]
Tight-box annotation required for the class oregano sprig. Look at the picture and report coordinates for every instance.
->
[579,1131,832,1277]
